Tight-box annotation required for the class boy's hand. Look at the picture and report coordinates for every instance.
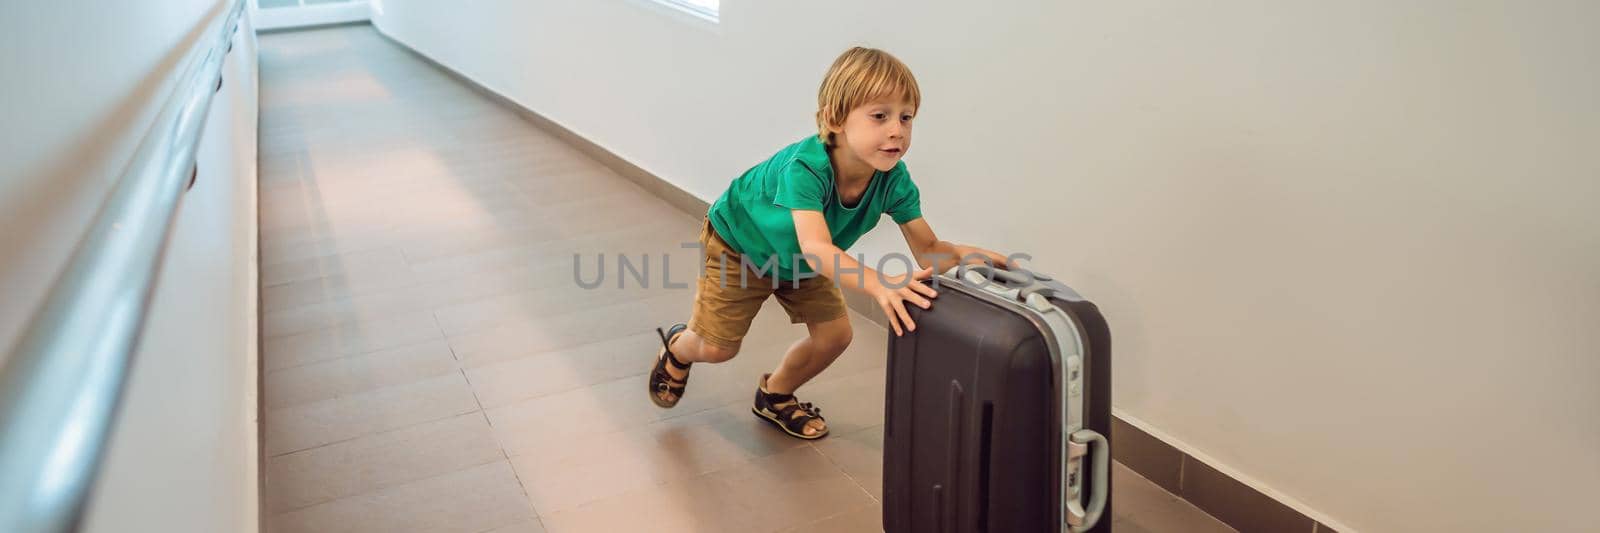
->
[871,266,939,336]
[976,248,1016,270]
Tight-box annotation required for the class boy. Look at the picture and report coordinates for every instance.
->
[648,47,1013,440]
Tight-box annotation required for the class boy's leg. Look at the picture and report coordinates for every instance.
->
[666,330,739,365]
[769,275,853,392]
[764,315,852,395]
[650,218,771,407]
[654,281,762,406]
[677,218,768,363]
[754,276,852,438]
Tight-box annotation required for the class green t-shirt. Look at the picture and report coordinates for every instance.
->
[707,134,923,281]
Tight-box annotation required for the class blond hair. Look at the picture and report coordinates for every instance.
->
[815,47,921,147]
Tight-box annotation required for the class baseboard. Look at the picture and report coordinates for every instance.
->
[374,24,1344,533]
[1114,415,1345,532]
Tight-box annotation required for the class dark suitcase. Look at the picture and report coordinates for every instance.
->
[884,265,1113,533]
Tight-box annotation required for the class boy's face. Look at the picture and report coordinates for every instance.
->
[831,96,915,173]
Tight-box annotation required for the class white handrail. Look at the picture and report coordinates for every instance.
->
[0,1,247,531]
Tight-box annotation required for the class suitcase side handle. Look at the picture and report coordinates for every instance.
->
[1065,429,1110,532]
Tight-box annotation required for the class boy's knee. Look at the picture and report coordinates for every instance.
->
[701,341,740,363]
[817,323,853,355]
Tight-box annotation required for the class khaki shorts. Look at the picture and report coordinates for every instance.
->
[687,217,848,348]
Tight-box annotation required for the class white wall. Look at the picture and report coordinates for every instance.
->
[81,15,262,533]
[372,1,1598,532]
[1,0,222,358]
[0,2,261,532]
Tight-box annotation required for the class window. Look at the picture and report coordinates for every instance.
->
[652,0,718,22]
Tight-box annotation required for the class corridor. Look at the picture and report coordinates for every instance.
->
[256,24,1229,533]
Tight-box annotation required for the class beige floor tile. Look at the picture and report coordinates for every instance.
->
[484,374,673,458]
[269,460,533,533]
[507,429,734,516]
[262,170,522,214]
[261,259,421,312]
[411,259,579,307]
[707,446,880,532]
[446,299,665,367]
[1112,462,1238,533]
[535,469,731,533]
[487,365,770,455]
[260,226,406,266]
[260,204,397,245]
[263,309,442,371]
[540,444,876,531]
[515,171,648,208]
[432,282,658,337]
[262,247,412,288]
[266,412,503,512]
[554,192,699,240]
[464,332,658,409]
[482,518,549,533]
[265,253,598,340]
[264,339,458,409]
[260,196,543,252]
[264,372,479,456]
[395,222,569,265]
[506,402,812,516]
[259,197,390,235]
[261,282,439,339]
[780,502,882,533]
[401,222,688,285]
[539,446,870,533]
[259,199,393,236]
[812,425,885,502]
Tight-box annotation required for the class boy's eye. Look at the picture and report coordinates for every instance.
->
[871,113,887,120]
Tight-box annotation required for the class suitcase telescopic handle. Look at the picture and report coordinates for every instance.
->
[945,264,1087,303]
[1065,429,1109,532]
[952,264,1033,286]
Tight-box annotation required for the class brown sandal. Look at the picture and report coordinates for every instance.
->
[751,374,829,440]
[648,324,690,408]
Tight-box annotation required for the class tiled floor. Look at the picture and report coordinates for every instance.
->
[257,24,1236,533]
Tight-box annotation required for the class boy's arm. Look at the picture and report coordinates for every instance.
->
[792,210,936,336]
[897,218,1014,273]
